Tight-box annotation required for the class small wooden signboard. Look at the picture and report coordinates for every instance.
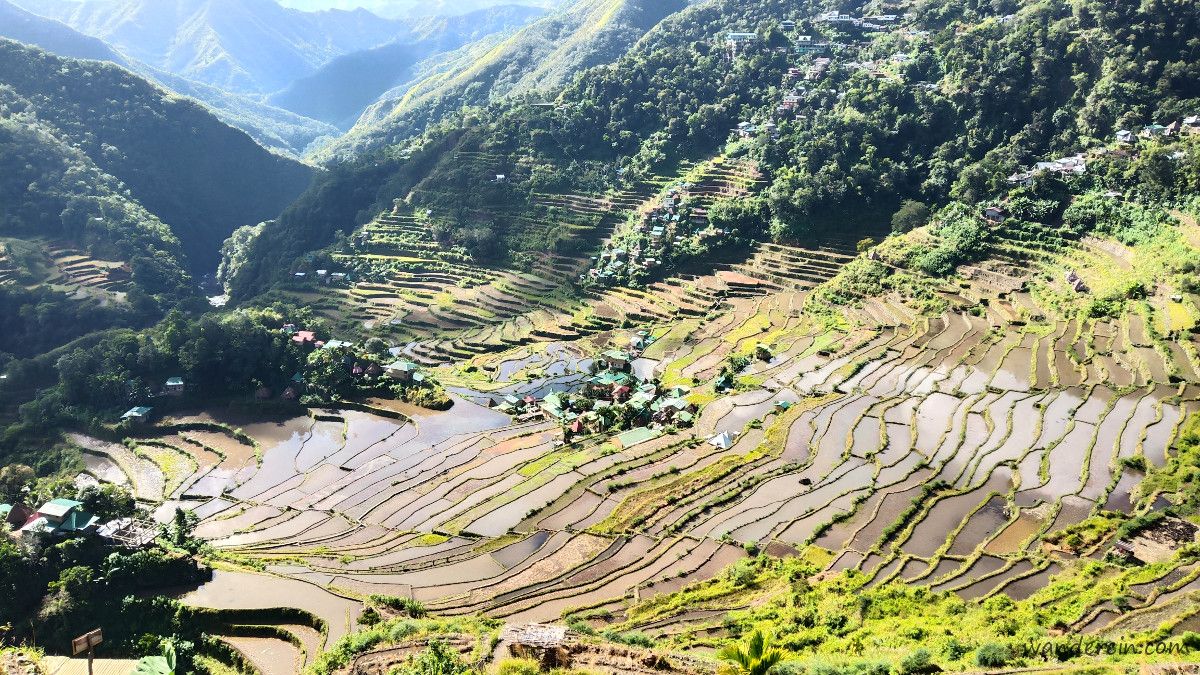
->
[71,628,103,675]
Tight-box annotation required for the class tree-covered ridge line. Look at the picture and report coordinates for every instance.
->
[321,0,689,161]
[221,0,1198,303]
[0,38,314,273]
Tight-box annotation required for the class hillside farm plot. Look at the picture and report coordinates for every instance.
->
[82,215,1200,656]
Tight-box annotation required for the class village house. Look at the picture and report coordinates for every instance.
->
[815,10,859,25]
[291,330,317,346]
[807,57,832,80]
[1140,123,1169,139]
[15,499,99,541]
[97,517,159,548]
[793,35,828,55]
[614,426,661,450]
[121,406,153,424]
[709,431,735,449]
[0,503,33,531]
[501,624,578,668]
[1183,116,1200,134]
[724,31,759,58]
[1065,270,1088,293]
[601,349,632,371]
[780,19,796,31]
[385,360,422,383]
[164,376,185,396]
[983,205,1007,223]
[1007,153,1087,185]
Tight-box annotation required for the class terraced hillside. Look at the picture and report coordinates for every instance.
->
[80,195,1200,671]
[0,237,133,301]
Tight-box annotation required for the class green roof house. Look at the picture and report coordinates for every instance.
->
[19,499,99,540]
[615,426,661,449]
[601,350,632,371]
[164,376,185,396]
[121,406,153,424]
[385,360,420,382]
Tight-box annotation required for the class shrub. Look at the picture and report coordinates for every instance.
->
[369,595,427,618]
[357,607,381,626]
[897,648,934,675]
[891,200,930,233]
[603,631,654,648]
[974,642,1010,668]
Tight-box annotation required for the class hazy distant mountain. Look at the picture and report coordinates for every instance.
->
[276,0,559,19]
[322,0,684,159]
[0,0,337,156]
[268,4,544,128]
[8,0,411,94]
[0,0,123,62]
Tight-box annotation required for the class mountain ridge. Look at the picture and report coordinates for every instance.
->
[0,38,314,272]
[9,0,410,93]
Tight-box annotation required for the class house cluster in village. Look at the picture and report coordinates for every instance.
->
[586,182,734,286]
[1,498,99,542]
[491,335,698,444]
[726,7,915,140]
[118,324,433,422]
[1007,114,1199,186]
[291,268,351,286]
[3,498,159,549]
[1118,116,1200,144]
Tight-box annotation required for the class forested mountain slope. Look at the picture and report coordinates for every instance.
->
[0,39,314,271]
[319,0,687,159]
[231,0,1200,298]
[9,0,409,94]
[268,4,546,128]
[0,100,192,357]
[279,0,559,18]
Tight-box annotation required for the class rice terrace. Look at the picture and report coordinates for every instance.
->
[2,0,1200,674]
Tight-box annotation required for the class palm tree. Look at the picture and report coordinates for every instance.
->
[717,629,784,675]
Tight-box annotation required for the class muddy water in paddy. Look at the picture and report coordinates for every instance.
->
[947,496,1009,556]
[983,508,1044,554]
[177,570,361,642]
[991,340,1034,392]
[904,470,1011,558]
[956,559,1036,600]
[930,555,1006,592]
[491,530,552,568]
[1000,563,1062,600]
[295,419,346,472]
[848,478,931,550]
[1104,468,1143,512]
[1143,402,1182,467]
[81,452,129,484]
[224,636,302,675]
[400,393,511,449]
